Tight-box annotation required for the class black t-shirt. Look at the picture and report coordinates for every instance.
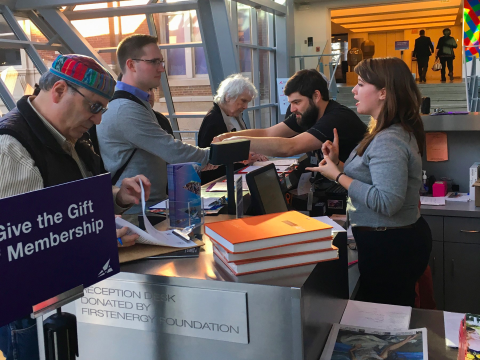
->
[283,100,367,162]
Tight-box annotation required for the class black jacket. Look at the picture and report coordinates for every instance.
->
[198,103,228,148]
[0,96,103,187]
[197,103,246,184]
[198,103,247,148]
[413,36,434,59]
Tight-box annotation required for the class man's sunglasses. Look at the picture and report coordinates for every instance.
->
[66,83,108,114]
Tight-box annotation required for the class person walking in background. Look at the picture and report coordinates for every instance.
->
[413,30,434,83]
[436,28,457,82]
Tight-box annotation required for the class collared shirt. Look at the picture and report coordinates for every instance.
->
[0,98,127,212]
[28,96,91,178]
[116,81,149,102]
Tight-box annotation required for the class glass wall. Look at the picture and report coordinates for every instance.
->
[234,3,277,128]
[0,0,288,138]
[157,10,207,79]
[0,15,21,66]
[69,3,213,131]
[0,15,50,106]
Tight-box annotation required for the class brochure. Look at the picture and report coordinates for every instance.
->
[321,324,428,360]
[340,300,411,332]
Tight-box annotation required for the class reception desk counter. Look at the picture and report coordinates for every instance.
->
[63,215,349,360]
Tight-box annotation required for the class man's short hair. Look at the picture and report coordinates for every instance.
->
[38,71,79,92]
[284,69,329,101]
[117,34,158,73]
[419,30,425,36]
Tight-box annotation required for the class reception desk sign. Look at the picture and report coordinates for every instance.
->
[0,174,119,327]
[76,279,249,344]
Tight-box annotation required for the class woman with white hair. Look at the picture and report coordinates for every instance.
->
[198,74,258,184]
[198,74,257,148]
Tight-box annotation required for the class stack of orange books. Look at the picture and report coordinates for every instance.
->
[205,211,338,276]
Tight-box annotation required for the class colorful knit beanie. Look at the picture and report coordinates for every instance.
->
[50,54,116,99]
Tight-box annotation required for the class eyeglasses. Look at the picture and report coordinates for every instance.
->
[132,58,165,67]
[66,83,108,114]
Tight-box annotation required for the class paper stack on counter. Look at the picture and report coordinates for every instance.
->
[445,192,470,202]
[340,300,411,331]
[115,180,197,248]
[253,159,297,166]
[420,196,445,206]
[207,174,249,192]
[150,197,223,210]
[238,165,290,174]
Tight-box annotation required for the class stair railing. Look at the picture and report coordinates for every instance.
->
[464,44,480,112]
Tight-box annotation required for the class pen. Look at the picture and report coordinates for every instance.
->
[172,229,191,243]
[117,237,123,246]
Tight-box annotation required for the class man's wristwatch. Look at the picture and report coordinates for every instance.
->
[335,172,345,184]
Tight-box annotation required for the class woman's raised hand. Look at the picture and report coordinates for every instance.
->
[322,128,340,165]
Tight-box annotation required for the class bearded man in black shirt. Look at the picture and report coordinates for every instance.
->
[213,69,367,164]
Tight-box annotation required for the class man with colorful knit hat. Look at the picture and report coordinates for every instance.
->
[0,54,150,360]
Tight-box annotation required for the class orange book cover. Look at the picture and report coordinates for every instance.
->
[214,246,338,276]
[208,235,333,254]
[205,211,333,253]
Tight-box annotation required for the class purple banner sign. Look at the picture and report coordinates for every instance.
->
[395,40,409,51]
[0,174,119,326]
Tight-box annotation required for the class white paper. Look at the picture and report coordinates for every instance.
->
[312,216,346,233]
[444,311,465,347]
[208,174,249,192]
[150,198,221,210]
[239,165,290,173]
[253,159,296,166]
[115,181,196,248]
[277,78,290,114]
[420,196,446,206]
[238,166,260,173]
[340,300,411,331]
[296,172,312,195]
[139,180,196,247]
[445,192,470,202]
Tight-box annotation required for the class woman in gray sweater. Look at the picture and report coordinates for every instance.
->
[307,57,432,306]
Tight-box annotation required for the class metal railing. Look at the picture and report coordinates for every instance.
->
[173,130,199,146]
[464,45,480,112]
[290,54,341,99]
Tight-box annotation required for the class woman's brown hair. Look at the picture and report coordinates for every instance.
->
[354,57,425,156]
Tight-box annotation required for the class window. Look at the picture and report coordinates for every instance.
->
[235,4,277,127]
[0,98,6,116]
[159,10,207,78]
[0,17,41,104]
[0,15,21,66]
[237,4,251,44]
[71,13,149,67]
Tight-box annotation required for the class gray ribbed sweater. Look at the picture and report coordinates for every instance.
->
[97,97,210,202]
[344,124,422,227]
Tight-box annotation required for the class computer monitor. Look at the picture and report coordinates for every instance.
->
[246,163,288,215]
